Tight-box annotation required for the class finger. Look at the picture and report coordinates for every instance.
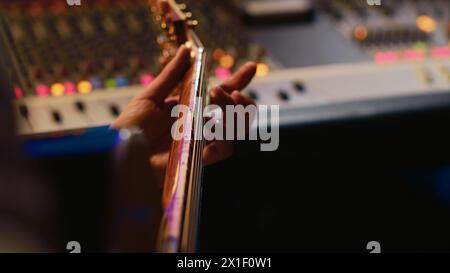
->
[159,47,177,67]
[164,96,180,107]
[210,86,235,110]
[138,45,191,103]
[111,98,158,129]
[203,140,234,166]
[149,152,171,186]
[230,91,255,107]
[211,89,255,136]
[220,62,257,93]
[230,91,257,135]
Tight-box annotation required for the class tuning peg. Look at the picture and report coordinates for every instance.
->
[160,22,168,31]
[178,3,187,10]
[187,20,198,27]
[185,12,193,19]
[154,14,162,22]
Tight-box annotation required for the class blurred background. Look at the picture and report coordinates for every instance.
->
[1,0,450,252]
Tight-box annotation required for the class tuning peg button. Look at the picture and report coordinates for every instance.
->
[187,20,198,27]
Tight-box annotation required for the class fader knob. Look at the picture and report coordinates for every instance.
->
[247,90,259,101]
[293,81,306,93]
[52,111,63,124]
[110,104,121,117]
[278,90,290,101]
[75,101,86,112]
[18,104,29,119]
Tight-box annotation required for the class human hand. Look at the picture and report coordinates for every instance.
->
[112,45,257,180]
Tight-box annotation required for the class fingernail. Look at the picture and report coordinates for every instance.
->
[244,61,256,67]
[179,44,191,52]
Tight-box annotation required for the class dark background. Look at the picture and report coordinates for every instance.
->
[197,16,450,252]
[201,107,450,252]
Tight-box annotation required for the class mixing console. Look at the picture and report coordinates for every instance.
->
[14,58,450,136]
[3,0,450,145]
[0,0,270,101]
[317,0,450,62]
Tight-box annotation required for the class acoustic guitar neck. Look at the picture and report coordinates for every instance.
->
[150,0,208,253]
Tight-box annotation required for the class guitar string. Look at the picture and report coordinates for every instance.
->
[187,98,205,251]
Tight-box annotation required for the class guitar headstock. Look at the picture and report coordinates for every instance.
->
[149,0,202,65]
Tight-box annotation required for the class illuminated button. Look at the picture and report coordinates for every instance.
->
[219,55,235,69]
[374,51,399,64]
[14,87,23,100]
[431,46,450,59]
[416,16,437,33]
[90,77,103,89]
[77,81,93,94]
[214,67,231,80]
[402,49,425,61]
[64,82,76,94]
[354,25,368,42]
[36,84,50,97]
[139,73,155,86]
[116,76,129,87]
[105,78,117,89]
[256,63,269,77]
[414,41,427,51]
[51,83,65,96]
